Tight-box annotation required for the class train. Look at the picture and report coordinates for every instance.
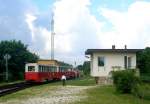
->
[25,60,79,82]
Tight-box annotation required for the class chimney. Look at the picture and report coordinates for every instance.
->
[112,45,115,49]
[125,45,127,49]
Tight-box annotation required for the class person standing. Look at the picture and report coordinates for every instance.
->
[61,75,66,86]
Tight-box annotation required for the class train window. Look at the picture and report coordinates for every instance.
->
[47,67,48,72]
[52,67,55,72]
[28,66,35,72]
[43,66,44,72]
[48,66,56,72]
[41,66,43,72]
[40,66,43,72]
[46,66,48,72]
[40,66,42,72]
[39,66,41,72]
[44,66,47,72]
[60,67,63,72]
[42,66,45,72]
[50,66,53,72]
[48,66,50,72]
[43,66,45,72]
[45,66,47,72]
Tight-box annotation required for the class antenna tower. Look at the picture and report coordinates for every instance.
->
[51,12,55,60]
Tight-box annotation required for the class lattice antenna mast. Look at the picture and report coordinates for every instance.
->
[51,11,55,60]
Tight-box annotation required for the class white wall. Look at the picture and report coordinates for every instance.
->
[90,52,136,77]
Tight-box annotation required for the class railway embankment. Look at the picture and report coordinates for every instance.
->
[0,77,95,104]
[0,77,149,104]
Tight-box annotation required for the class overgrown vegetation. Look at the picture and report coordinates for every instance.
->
[137,47,150,82]
[133,84,150,100]
[111,69,150,100]
[0,40,39,81]
[111,69,140,93]
[75,85,150,104]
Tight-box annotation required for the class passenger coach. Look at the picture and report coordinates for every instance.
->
[25,60,79,82]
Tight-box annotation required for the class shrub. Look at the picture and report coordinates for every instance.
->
[133,84,150,100]
[140,74,150,83]
[112,69,140,93]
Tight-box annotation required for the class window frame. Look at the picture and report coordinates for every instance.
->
[98,56,105,67]
[28,66,35,72]
[128,56,132,68]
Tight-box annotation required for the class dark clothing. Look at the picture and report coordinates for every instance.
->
[62,79,66,86]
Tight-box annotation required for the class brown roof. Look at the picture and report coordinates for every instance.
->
[37,59,60,66]
[85,49,143,55]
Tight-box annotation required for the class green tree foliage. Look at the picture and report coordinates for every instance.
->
[112,70,140,93]
[0,40,39,81]
[83,61,90,75]
[137,47,150,74]
[77,65,82,71]
[137,47,150,82]
[77,61,90,75]
[58,61,73,68]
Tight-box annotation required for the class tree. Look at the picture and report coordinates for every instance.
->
[77,61,90,75]
[137,47,150,75]
[0,40,39,81]
[77,65,83,71]
[82,61,90,75]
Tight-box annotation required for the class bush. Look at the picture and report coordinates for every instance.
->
[112,69,140,93]
[140,74,150,83]
[133,84,150,100]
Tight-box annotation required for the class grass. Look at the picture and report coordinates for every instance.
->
[74,85,150,104]
[0,83,55,102]
[50,76,96,86]
[0,77,95,102]
[0,80,23,87]
[0,76,150,104]
[134,83,150,100]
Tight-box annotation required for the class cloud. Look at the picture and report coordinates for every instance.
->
[2,0,150,65]
[99,1,150,48]
[26,14,37,42]
[53,0,103,64]
[26,0,104,64]
[0,0,37,45]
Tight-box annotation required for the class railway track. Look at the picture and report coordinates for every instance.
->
[0,78,76,97]
[0,82,36,97]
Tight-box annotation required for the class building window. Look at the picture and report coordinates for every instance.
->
[98,57,105,66]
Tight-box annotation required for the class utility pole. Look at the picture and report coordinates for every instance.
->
[51,11,55,60]
[74,61,76,68]
[4,54,11,82]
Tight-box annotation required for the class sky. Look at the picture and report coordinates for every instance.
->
[0,0,150,65]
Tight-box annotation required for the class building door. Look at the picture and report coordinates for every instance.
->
[128,57,132,68]
[124,56,132,69]
[124,56,127,69]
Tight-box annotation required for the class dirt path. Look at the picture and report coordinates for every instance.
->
[1,86,95,104]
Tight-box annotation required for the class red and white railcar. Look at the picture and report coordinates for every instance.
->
[25,63,78,82]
